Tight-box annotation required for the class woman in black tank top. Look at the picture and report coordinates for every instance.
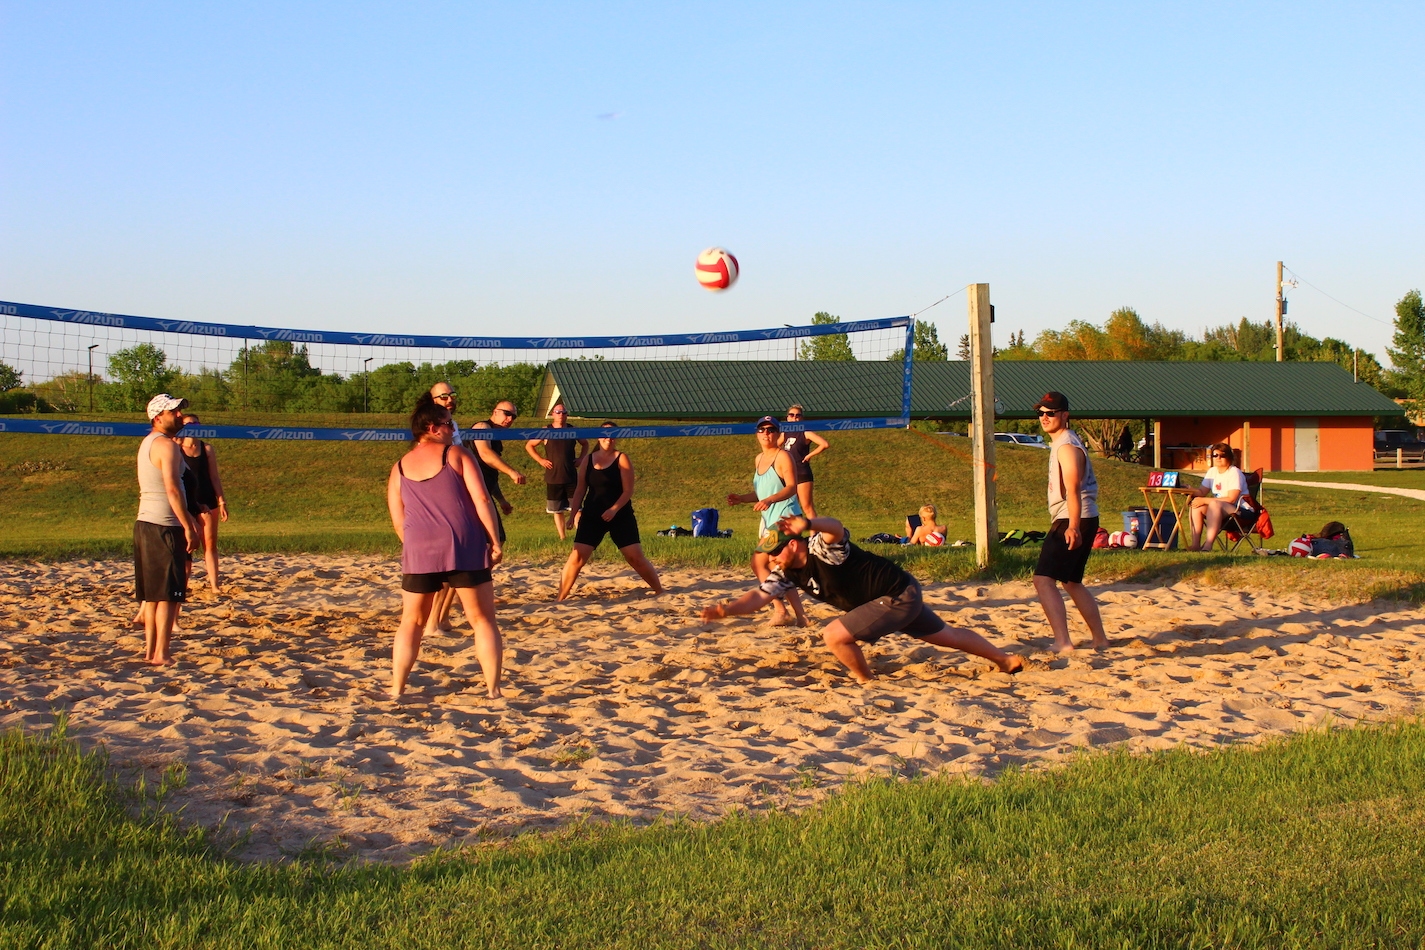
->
[180,415,228,593]
[557,422,664,600]
[779,405,828,517]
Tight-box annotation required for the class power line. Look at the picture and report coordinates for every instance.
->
[1283,265,1393,327]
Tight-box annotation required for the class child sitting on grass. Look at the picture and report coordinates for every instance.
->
[906,505,946,546]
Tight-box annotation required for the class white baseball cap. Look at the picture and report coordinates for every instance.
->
[146,393,189,420]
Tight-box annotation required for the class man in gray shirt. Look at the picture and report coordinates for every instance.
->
[135,393,200,665]
[1031,391,1109,653]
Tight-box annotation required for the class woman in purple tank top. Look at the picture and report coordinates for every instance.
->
[385,394,504,700]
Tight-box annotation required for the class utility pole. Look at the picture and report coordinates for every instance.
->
[1275,261,1285,362]
[968,283,997,568]
[87,344,98,412]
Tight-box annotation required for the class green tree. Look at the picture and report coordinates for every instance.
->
[887,320,948,361]
[798,312,856,361]
[225,341,324,411]
[1386,289,1425,402]
[0,361,21,392]
[104,344,180,411]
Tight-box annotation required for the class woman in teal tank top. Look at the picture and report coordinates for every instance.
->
[726,417,807,627]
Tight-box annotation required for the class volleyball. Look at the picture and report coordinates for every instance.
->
[695,247,739,292]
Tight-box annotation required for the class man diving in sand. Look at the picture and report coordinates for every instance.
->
[701,513,1024,684]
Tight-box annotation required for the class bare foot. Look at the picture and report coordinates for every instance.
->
[999,655,1025,675]
[1091,638,1111,652]
[147,656,176,667]
[770,615,801,627]
[1050,641,1075,655]
[486,688,503,699]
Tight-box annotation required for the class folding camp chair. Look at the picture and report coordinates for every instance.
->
[1215,468,1268,554]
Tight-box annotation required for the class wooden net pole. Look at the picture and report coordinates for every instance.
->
[969,283,997,568]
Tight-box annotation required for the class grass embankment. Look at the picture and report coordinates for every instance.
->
[4,719,1424,948]
[2,418,1424,600]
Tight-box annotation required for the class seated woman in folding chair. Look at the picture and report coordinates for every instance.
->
[1187,442,1250,551]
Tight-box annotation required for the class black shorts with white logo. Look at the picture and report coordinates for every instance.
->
[1034,517,1099,584]
[545,482,575,514]
[134,521,188,603]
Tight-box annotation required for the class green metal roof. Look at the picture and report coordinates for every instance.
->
[540,359,1404,420]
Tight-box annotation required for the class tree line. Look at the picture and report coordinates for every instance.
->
[4,341,544,417]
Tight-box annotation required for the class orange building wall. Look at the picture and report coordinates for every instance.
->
[1319,417,1374,471]
[1156,417,1373,472]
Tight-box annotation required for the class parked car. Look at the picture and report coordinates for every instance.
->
[1374,429,1425,461]
[994,432,1049,449]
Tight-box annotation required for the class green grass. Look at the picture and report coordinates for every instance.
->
[1268,469,1425,489]
[3,424,1423,600]
[4,718,1424,948]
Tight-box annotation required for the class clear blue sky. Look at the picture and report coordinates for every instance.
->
[3,2,1421,363]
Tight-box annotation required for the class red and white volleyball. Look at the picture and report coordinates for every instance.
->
[695,247,739,292]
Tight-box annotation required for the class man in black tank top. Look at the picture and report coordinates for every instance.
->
[525,403,587,540]
[467,400,528,543]
[702,514,1023,684]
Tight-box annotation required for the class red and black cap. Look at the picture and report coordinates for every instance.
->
[1035,391,1069,412]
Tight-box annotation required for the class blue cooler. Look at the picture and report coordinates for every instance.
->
[691,508,720,538]
[1145,510,1178,549]
[1121,509,1150,547]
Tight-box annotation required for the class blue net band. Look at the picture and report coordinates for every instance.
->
[0,300,907,350]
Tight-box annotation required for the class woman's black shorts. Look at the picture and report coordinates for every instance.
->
[1034,517,1099,584]
[401,568,493,594]
[573,504,641,549]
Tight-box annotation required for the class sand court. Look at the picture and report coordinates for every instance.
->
[1,553,1422,863]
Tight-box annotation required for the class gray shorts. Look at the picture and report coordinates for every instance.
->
[840,583,947,644]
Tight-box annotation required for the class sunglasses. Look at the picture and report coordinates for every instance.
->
[1037,409,1061,417]
[433,421,454,430]
[433,392,456,400]
[495,408,516,417]
[551,408,567,415]
[757,426,778,434]
[1211,452,1229,458]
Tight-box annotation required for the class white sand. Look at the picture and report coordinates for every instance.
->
[2,554,1422,863]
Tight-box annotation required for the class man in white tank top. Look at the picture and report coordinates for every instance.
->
[136,393,200,666]
[1031,392,1109,654]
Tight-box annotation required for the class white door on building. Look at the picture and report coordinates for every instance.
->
[1294,418,1319,472]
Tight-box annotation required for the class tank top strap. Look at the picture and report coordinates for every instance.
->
[442,444,451,467]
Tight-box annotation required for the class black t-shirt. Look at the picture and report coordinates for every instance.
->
[471,422,505,494]
[544,437,579,484]
[761,532,912,612]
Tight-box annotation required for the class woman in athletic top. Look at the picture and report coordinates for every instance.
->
[727,416,807,627]
[558,422,664,600]
[778,404,828,517]
[386,394,504,700]
[180,413,227,592]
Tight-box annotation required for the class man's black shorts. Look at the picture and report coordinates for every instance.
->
[573,505,641,550]
[545,482,575,514]
[839,583,947,644]
[1034,516,1099,584]
[134,521,188,603]
[401,568,494,594]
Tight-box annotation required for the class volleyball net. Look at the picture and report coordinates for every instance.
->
[0,300,914,442]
